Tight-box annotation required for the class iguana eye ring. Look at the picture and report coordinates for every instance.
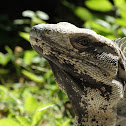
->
[78,38,89,46]
[70,36,90,50]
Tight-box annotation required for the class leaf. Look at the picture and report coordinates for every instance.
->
[23,50,37,65]
[0,85,8,92]
[19,32,29,42]
[31,17,46,26]
[85,0,113,12]
[115,18,126,27]
[0,118,21,126]
[0,52,10,66]
[96,19,111,29]
[22,10,35,18]
[22,69,44,83]
[32,104,54,125]
[14,19,30,25]
[0,85,8,100]
[36,11,49,20]
[16,116,31,126]
[24,91,38,112]
[121,27,126,36]
[85,21,112,33]
[120,7,126,19]
[38,104,54,111]
[74,7,92,21]
[113,0,126,19]
[5,46,15,63]
[113,0,125,7]
[105,16,115,23]
[62,119,71,126]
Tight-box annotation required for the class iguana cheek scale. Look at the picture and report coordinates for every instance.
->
[30,22,126,126]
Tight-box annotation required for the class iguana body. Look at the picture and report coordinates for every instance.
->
[29,22,126,126]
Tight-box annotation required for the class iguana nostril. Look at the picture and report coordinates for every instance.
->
[35,38,39,42]
[44,29,52,35]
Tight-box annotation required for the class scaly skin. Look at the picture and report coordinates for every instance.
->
[29,22,126,126]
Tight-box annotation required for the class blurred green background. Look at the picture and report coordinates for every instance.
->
[0,0,126,126]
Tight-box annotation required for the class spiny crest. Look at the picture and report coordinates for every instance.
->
[113,37,126,57]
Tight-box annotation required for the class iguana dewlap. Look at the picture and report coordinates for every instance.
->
[30,22,126,126]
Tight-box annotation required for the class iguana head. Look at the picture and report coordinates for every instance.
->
[30,22,124,126]
[30,22,119,83]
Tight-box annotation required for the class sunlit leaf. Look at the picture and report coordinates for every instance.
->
[36,11,49,20]
[115,18,126,27]
[38,104,54,111]
[14,19,30,25]
[0,52,10,66]
[23,50,37,65]
[105,16,115,23]
[22,10,35,18]
[16,116,31,126]
[113,0,125,7]
[113,0,126,18]
[85,21,112,33]
[32,104,54,125]
[121,27,126,36]
[0,85,8,92]
[120,5,126,19]
[96,19,111,29]
[31,17,46,26]
[0,85,8,100]
[74,7,92,21]
[62,119,71,126]
[0,118,21,126]
[85,0,113,12]
[24,91,38,112]
[22,69,44,83]
[19,32,29,42]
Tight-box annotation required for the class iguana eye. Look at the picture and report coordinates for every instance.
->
[70,36,89,50]
[78,38,89,46]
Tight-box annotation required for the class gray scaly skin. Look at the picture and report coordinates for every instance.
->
[29,22,126,126]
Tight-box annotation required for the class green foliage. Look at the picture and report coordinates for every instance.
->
[19,32,30,42]
[0,118,21,126]
[85,0,113,12]
[74,7,93,21]
[63,0,126,38]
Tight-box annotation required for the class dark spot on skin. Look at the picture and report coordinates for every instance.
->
[84,70,87,74]
[91,97,94,100]
[35,38,39,42]
[105,118,108,120]
[92,118,96,122]
[100,105,108,111]
[103,72,108,77]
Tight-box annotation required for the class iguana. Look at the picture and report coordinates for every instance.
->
[29,22,126,126]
